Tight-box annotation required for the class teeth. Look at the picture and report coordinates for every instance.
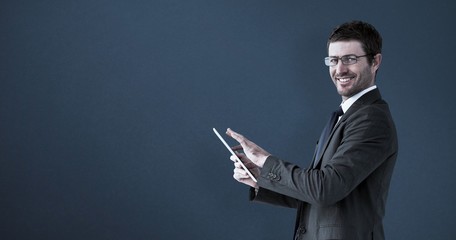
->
[338,78,351,83]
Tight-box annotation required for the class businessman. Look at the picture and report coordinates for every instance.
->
[226,21,398,240]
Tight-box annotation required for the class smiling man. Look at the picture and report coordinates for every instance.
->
[226,21,398,240]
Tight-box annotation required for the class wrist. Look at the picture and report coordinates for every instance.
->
[257,154,270,168]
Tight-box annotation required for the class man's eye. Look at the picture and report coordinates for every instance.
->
[329,58,338,64]
[345,57,357,63]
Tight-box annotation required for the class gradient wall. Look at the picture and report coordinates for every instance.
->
[1,1,455,239]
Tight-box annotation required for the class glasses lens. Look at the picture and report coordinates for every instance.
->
[325,57,337,66]
[342,56,357,65]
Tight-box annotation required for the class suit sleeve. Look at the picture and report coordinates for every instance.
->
[257,106,397,206]
[249,187,300,209]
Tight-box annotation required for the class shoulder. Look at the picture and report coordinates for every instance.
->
[344,102,395,130]
[344,88,394,123]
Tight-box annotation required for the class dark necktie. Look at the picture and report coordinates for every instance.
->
[314,106,344,167]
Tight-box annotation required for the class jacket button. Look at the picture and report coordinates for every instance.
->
[294,226,306,240]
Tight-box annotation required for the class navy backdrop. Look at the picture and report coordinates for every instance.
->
[1,0,455,239]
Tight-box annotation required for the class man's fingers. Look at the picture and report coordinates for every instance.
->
[230,152,244,162]
[230,152,253,166]
[234,161,243,169]
[226,128,246,145]
[233,166,249,179]
[233,160,258,188]
[243,161,256,169]
[226,128,237,138]
[231,145,243,152]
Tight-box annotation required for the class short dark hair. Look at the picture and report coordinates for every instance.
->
[327,21,382,65]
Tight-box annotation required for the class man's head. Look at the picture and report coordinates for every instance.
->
[326,21,383,100]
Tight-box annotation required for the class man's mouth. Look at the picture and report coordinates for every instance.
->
[336,76,354,83]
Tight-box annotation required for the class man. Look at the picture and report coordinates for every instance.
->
[226,21,398,240]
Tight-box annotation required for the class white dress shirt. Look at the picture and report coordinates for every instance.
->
[340,85,377,114]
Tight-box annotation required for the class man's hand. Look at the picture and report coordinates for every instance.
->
[226,128,270,168]
[231,153,259,188]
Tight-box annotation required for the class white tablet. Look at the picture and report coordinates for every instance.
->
[213,128,257,182]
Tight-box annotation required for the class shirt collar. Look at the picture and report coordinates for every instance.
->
[340,85,377,113]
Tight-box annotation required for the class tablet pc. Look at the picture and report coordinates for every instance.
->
[213,128,257,183]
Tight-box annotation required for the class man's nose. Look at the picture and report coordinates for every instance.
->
[335,61,348,74]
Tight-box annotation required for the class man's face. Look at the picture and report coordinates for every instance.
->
[327,41,381,101]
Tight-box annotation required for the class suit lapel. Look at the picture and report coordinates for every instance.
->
[312,88,382,168]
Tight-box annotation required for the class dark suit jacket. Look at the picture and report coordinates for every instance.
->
[251,88,398,240]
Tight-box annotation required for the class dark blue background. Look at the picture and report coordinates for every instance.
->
[1,0,455,239]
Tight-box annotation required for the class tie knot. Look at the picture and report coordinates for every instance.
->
[335,106,344,117]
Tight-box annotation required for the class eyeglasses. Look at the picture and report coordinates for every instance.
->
[324,54,370,67]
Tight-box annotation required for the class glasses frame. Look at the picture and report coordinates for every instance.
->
[324,54,370,67]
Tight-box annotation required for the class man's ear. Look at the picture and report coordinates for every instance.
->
[372,53,382,72]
